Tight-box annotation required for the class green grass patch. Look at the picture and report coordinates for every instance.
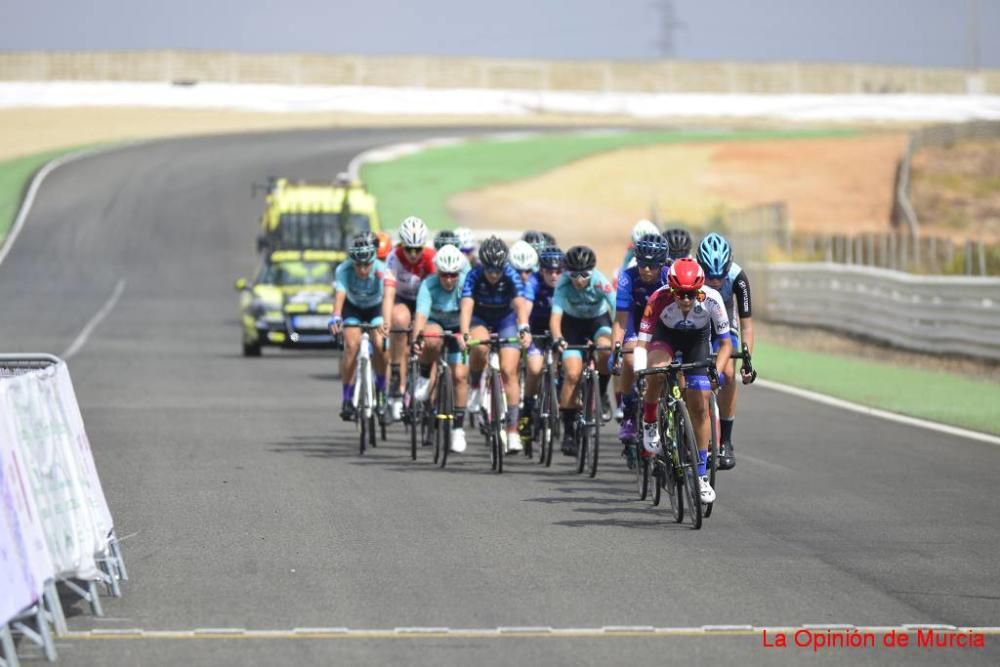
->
[362,127,858,230]
[754,341,1000,435]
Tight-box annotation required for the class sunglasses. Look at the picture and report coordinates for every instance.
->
[354,260,374,267]
[404,246,423,254]
[484,267,503,275]
[542,267,563,273]
[673,290,698,301]
[570,271,591,280]
[439,272,459,279]
[637,261,661,269]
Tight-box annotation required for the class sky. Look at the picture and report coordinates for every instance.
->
[4,0,998,68]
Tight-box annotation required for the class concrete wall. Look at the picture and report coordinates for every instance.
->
[0,50,996,94]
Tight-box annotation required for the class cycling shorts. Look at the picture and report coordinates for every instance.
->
[471,312,520,349]
[647,324,712,391]
[342,299,384,326]
[426,319,463,365]
[562,312,612,360]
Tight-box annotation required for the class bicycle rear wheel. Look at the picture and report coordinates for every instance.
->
[586,373,600,478]
[491,371,504,474]
[358,362,370,455]
[704,392,720,518]
[636,452,650,500]
[543,371,559,467]
[438,369,454,468]
[675,400,702,530]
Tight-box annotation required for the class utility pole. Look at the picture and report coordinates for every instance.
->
[652,0,684,58]
[967,0,981,71]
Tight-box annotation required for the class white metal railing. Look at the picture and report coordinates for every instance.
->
[755,262,1000,360]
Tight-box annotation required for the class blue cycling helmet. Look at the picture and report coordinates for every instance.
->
[538,245,564,270]
[697,233,732,278]
[634,233,669,266]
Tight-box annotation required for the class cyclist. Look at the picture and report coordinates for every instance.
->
[697,233,755,470]
[611,233,671,463]
[620,219,660,270]
[520,245,564,442]
[522,230,548,256]
[412,244,471,453]
[454,227,478,268]
[634,258,732,504]
[434,229,462,251]
[330,233,397,421]
[550,246,615,456]
[509,240,542,442]
[375,231,392,261]
[385,216,436,420]
[663,227,693,262]
[458,236,534,453]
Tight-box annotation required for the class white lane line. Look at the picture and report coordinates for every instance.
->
[62,279,126,360]
[756,379,1000,447]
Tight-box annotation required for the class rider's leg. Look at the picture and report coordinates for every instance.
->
[499,346,521,438]
[640,347,672,453]
[717,357,737,441]
[340,326,361,418]
[619,339,639,439]
[559,353,583,450]
[390,302,411,395]
[595,331,613,410]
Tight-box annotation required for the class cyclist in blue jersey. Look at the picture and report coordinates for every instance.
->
[521,244,563,441]
[330,233,397,421]
[611,233,671,463]
[619,219,660,271]
[550,245,615,456]
[697,233,755,470]
[412,244,471,453]
[458,236,534,453]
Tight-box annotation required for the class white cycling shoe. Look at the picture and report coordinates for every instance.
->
[505,431,523,453]
[414,376,430,402]
[699,476,717,504]
[450,428,467,453]
[390,398,404,422]
[642,422,662,455]
[467,388,481,413]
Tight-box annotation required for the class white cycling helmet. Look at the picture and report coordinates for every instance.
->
[399,216,429,247]
[434,244,467,274]
[454,227,476,253]
[509,240,539,272]
[631,219,659,245]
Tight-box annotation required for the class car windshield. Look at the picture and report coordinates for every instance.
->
[273,212,371,250]
[258,261,334,286]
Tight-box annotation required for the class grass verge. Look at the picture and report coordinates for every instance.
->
[361,127,858,229]
[754,341,1000,435]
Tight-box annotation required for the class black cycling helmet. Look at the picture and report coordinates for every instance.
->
[522,230,547,254]
[663,228,693,259]
[634,233,669,266]
[542,231,557,246]
[564,245,597,272]
[478,236,509,270]
[349,233,376,263]
[538,245,564,270]
[433,229,461,251]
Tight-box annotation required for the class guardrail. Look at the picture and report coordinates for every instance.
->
[1,50,997,94]
[754,262,1000,360]
[1,354,127,665]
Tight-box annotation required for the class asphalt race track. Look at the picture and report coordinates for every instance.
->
[2,128,998,666]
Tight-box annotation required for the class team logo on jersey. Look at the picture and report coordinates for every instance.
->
[694,304,703,315]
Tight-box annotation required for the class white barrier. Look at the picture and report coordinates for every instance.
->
[0,355,126,663]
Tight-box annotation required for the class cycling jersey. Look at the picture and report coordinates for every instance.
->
[462,264,533,324]
[386,246,435,303]
[552,270,615,320]
[620,245,635,270]
[334,259,395,309]
[415,269,468,331]
[527,272,556,333]
[616,265,669,338]
[709,262,752,330]
[639,285,729,340]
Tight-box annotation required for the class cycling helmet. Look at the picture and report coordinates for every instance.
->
[667,257,705,292]
[398,216,428,247]
[631,219,660,245]
[454,227,476,253]
[509,240,539,272]
[542,232,557,246]
[478,236,509,270]
[564,245,597,272]
[357,231,378,247]
[697,232,733,278]
[663,227,693,259]
[522,231,547,254]
[433,229,461,251]
[434,244,467,274]
[375,231,392,260]
[538,245,564,270]
[349,234,377,264]
[634,233,669,266]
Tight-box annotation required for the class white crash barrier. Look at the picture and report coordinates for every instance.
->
[0,354,127,664]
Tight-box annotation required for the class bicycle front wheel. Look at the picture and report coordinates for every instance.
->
[586,373,600,478]
[438,369,454,469]
[491,371,504,474]
[675,400,702,530]
[704,392,720,519]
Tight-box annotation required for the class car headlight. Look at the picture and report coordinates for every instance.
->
[251,299,284,324]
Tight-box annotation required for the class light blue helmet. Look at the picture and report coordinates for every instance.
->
[697,233,732,278]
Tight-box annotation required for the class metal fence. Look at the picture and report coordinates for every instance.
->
[755,262,1000,360]
[1,50,998,94]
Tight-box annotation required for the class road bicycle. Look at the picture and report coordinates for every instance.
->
[531,334,559,468]
[704,342,755,517]
[341,322,387,455]
[466,334,520,474]
[611,345,650,499]
[636,356,717,530]
[563,341,611,478]
[413,330,460,468]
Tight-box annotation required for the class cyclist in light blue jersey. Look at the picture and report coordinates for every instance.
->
[619,219,660,271]
[550,245,615,456]
[412,245,471,453]
[330,233,397,421]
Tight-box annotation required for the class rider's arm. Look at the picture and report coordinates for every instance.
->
[332,288,347,318]
[707,292,733,374]
[380,267,397,326]
[459,297,474,337]
[549,310,563,341]
[733,270,754,353]
[413,281,432,339]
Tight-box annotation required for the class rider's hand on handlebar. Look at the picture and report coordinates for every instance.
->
[412,333,425,355]
[329,316,343,336]
[458,332,469,352]
[552,336,567,352]
[741,366,757,385]
[518,325,532,350]
[378,321,390,338]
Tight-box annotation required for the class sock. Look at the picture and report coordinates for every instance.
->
[599,373,610,397]
[561,408,576,435]
[453,407,466,430]
[390,363,401,394]
[615,391,622,408]
[643,401,658,423]
[342,384,354,403]
[374,375,386,393]
[522,395,535,414]
[721,417,734,444]
[419,364,431,379]
[698,449,708,477]
[507,405,520,430]
[471,370,483,387]
[622,392,637,419]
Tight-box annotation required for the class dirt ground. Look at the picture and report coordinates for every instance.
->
[910,139,1000,242]
[449,133,907,276]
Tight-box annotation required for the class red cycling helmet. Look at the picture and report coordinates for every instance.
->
[667,257,705,291]
[375,231,392,260]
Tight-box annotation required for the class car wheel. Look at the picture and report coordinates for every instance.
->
[242,338,262,357]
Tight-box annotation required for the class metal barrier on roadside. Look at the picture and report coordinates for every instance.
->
[0,354,128,665]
